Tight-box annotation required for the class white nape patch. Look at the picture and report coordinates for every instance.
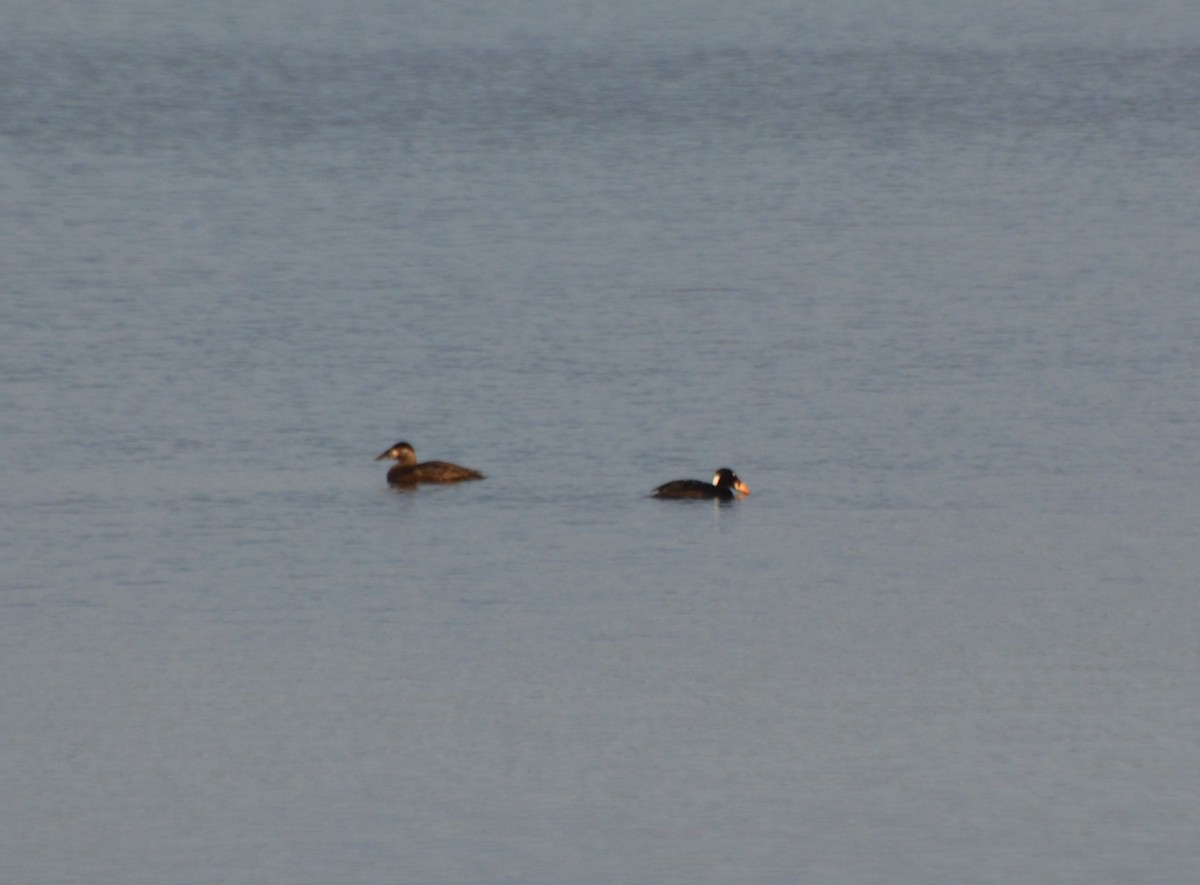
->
[711,472,721,485]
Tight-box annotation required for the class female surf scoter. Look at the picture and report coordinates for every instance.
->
[375,441,484,487]
[652,468,750,501]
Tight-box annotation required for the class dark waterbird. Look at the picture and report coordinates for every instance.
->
[652,468,750,501]
[375,441,484,487]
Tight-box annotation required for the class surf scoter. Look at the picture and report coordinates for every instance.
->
[652,468,750,501]
[375,441,484,487]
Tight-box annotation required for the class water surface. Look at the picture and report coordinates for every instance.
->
[3,2,1199,882]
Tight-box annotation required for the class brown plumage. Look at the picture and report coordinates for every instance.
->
[375,441,484,487]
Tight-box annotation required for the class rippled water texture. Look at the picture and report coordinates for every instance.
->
[3,2,1200,882]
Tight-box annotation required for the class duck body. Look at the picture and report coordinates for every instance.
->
[376,441,484,486]
[652,468,749,501]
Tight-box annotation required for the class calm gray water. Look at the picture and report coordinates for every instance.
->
[4,2,1200,882]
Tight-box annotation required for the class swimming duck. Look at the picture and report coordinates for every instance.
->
[375,441,484,486]
[652,468,750,501]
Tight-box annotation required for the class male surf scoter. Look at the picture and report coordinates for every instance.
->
[375,441,484,487]
[652,468,750,501]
